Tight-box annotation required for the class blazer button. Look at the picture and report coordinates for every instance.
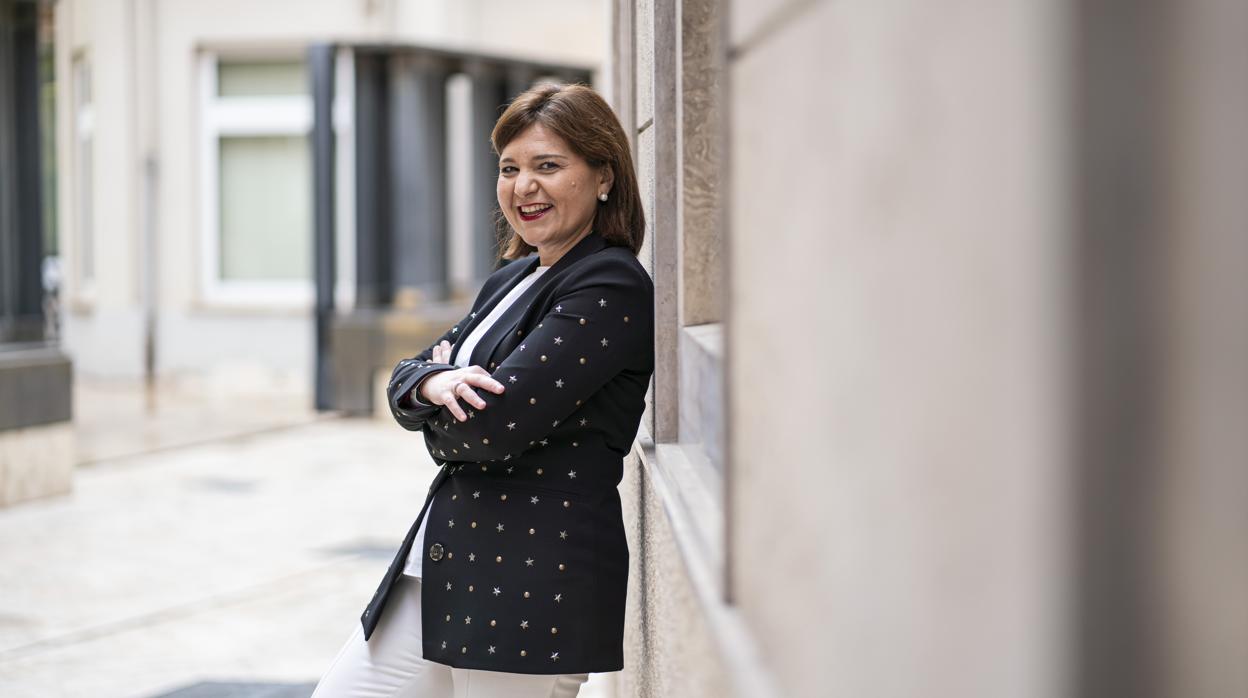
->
[428,542,445,562]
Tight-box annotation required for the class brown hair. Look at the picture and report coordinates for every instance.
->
[491,82,645,260]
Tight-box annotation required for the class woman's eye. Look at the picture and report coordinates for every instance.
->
[499,166,516,175]
[538,162,559,170]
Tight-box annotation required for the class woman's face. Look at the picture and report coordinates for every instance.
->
[497,123,610,254]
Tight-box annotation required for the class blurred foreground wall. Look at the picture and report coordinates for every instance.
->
[613,1,1248,697]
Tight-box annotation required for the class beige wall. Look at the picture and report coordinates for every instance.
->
[619,0,1075,696]
[54,0,609,393]
[618,0,1248,697]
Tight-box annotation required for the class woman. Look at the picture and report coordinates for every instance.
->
[312,83,653,697]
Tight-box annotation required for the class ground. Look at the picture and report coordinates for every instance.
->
[0,390,614,697]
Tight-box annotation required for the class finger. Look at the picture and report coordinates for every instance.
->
[441,392,468,421]
[466,371,506,395]
[431,346,442,363]
[456,381,487,410]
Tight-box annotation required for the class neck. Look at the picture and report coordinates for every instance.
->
[535,225,593,267]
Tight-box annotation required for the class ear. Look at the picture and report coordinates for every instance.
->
[597,164,615,195]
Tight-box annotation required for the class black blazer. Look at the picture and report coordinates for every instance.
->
[360,230,655,675]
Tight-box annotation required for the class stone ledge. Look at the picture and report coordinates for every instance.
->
[0,345,73,431]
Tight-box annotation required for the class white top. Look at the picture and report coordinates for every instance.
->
[402,263,550,579]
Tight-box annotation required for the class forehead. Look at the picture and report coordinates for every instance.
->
[499,123,576,160]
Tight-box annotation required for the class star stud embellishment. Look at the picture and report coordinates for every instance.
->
[554,593,563,603]
[473,490,481,499]
[448,519,455,528]
[559,530,568,539]
[508,375,517,383]
[601,338,609,347]
[551,651,560,661]
[519,344,527,351]
[446,582,453,590]
[520,620,529,629]
[488,645,496,654]
[555,379,564,388]
[568,470,577,479]
[496,523,505,533]
[468,553,476,562]
[492,587,501,596]
[507,422,516,430]
[598,298,607,307]
[525,557,535,567]
[553,336,563,345]
[464,616,472,625]
[579,418,589,426]
[530,496,539,504]
[555,304,563,312]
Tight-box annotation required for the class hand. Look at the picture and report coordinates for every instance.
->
[416,341,505,422]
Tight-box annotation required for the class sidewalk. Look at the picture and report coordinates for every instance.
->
[0,417,616,697]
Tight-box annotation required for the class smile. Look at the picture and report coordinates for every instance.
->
[518,203,553,221]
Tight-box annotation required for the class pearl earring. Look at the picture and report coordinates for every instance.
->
[598,193,608,202]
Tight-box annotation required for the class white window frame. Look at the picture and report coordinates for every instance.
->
[72,52,96,303]
[197,50,356,309]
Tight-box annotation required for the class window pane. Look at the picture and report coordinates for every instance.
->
[218,60,307,97]
[218,135,310,281]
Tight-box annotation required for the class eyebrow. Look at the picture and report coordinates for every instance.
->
[499,153,570,164]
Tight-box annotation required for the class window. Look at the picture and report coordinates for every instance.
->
[199,54,313,306]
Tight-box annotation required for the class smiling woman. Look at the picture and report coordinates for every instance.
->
[311,84,654,698]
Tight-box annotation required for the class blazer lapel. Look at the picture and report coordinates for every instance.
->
[459,230,608,369]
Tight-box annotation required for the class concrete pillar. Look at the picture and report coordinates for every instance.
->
[390,51,452,304]
[464,60,508,278]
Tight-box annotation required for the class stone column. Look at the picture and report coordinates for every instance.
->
[390,51,452,304]
[464,60,509,278]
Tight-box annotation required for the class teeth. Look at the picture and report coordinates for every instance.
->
[520,204,551,214]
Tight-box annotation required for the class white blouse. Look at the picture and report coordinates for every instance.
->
[402,263,550,578]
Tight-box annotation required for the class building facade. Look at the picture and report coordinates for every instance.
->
[610,1,1248,697]
[52,0,608,400]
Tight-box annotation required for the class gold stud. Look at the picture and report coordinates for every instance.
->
[540,355,548,362]
[559,563,566,571]
[572,442,578,447]
[500,493,507,501]
[523,591,531,598]
[579,357,586,365]
[579,318,587,325]
[489,362,496,369]
[530,397,537,405]
[482,438,490,445]
[462,646,468,654]
[563,500,570,508]
[452,494,458,500]
[490,619,497,627]
[624,316,630,322]
[575,400,581,406]
[516,330,523,336]
[447,552,453,559]
[529,528,536,535]
[536,468,544,475]
[551,627,558,634]
[468,585,474,592]
[520,650,527,657]
[496,555,503,563]
[471,521,478,528]
[446,614,451,621]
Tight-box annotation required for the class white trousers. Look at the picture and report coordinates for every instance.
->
[312,575,588,698]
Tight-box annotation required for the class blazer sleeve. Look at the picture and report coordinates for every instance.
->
[385,322,465,431]
[420,258,653,463]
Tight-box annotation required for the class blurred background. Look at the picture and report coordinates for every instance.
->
[1,0,1246,697]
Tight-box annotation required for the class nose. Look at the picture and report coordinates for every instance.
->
[514,170,540,199]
